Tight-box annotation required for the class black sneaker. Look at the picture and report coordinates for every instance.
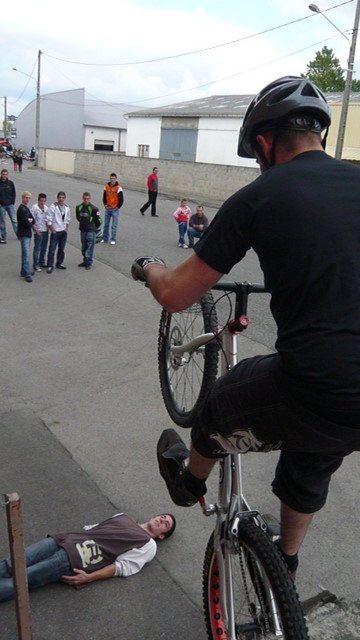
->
[47,266,53,274]
[25,276,32,283]
[78,262,86,267]
[157,429,201,507]
[0,239,7,244]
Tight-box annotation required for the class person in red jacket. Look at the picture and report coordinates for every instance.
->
[101,173,124,245]
[140,167,159,217]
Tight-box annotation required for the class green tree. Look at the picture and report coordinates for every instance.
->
[302,46,345,91]
[351,78,360,92]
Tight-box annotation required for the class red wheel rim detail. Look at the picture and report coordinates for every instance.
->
[208,554,227,638]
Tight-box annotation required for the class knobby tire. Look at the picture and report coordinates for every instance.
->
[203,521,309,639]
[158,292,219,427]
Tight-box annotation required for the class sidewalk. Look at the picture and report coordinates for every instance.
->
[0,237,206,639]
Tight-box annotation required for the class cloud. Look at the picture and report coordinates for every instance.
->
[3,0,359,117]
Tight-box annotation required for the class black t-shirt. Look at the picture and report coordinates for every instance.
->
[195,151,360,425]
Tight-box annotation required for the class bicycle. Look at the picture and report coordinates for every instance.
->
[157,281,309,640]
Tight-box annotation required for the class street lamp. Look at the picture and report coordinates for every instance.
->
[309,2,360,159]
[12,50,41,162]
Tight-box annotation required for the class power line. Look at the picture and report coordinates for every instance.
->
[24,33,342,112]
[10,59,37,105]
[43,0,353,68]
[124,35,343,106]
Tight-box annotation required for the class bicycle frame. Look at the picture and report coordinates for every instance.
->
[158,280,309,639]
[202,319,267,638]
[168,281,285,639]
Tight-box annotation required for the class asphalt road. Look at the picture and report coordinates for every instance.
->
[1,161,360,639]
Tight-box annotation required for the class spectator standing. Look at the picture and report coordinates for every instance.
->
[101,173,123,245]
[12,150,18,172]
[45,191,71,273]
[76,192,101,270]
[173,198,191,249]
[31,193,49,271]
[17,191,36,283]
[0,168,17,243]
[17,151,23,173]
[187,205,209,248]
[140,167,159,217]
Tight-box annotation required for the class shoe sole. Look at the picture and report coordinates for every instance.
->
[157,429,196,507]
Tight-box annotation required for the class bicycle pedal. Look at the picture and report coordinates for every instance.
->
[262,513,281,537]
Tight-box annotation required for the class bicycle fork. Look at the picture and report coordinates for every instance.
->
[212,455,247,640]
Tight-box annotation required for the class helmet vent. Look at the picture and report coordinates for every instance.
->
[301,82,319,97]
[268,85,294,105]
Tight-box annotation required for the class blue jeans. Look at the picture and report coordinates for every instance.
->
[0,204,17,239]
[102,208,119,242]
[0,537,71,602]
[81,231,96,265]
[33,231,49,268]
[187,227,204,246]
[47,230,67,267]
[178,222,187,246]
[19,236,32,277]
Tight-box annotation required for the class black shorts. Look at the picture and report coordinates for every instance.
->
[191,354,360,513]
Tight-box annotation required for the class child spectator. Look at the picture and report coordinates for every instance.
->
[173,198,191,249]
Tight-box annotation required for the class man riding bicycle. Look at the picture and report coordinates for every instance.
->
[132,76,360,577]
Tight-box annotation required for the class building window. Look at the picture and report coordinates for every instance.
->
[94,140,114,151]
[138,144,150,157]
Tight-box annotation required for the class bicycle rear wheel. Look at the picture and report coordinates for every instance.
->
[158,292,219,427]
[203,522,309,639]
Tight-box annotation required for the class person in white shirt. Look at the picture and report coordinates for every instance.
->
[45,191,71,273]
[0,512,175,602]
[31,192,49,271]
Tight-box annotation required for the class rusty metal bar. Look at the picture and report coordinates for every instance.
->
[4,492,33,640]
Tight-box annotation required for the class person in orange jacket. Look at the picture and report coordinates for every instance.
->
[101,173,124,245]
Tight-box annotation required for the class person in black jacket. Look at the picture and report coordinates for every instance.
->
[0,168,17,243]
[76,192,102,270]
[17,191,36,282]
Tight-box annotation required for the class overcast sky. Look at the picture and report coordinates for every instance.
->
[2,0,358,117]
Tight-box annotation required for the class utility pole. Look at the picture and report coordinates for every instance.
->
[35,50,41,162]
[4,96,7,138]
[335,0,360,159]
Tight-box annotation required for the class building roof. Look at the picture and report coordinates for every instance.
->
[127,91,360,119]
[325,91,360,103]
[127,95,254,118]
[84,100,141,129]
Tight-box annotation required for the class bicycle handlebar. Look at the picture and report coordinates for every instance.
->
[212,281,267,294]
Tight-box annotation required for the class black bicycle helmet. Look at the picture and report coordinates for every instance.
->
[238,76,331,158]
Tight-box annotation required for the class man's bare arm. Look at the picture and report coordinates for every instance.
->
[145,253,223,313]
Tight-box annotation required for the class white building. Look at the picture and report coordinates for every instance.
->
[126,95,257,168]
[14,88,140,152]
[126,92,360,166]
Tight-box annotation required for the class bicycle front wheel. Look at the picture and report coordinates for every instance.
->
[203,522,309,640]
[158,292,219,427]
